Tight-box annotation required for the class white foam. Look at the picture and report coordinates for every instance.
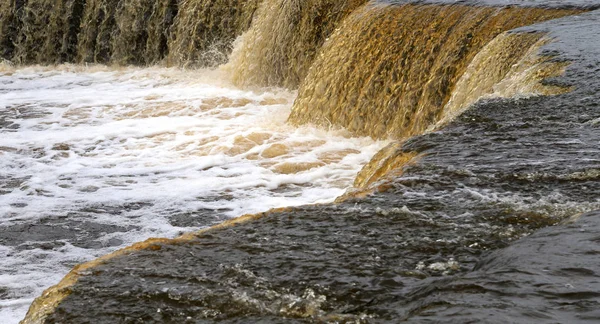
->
[0,65,388,322]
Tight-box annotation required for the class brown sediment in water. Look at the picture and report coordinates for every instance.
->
[288,3,580,140]
[261,143,289,158]
[199,97,255,110]
[318,148,361,163]
[166,0,261,68]
[224,132,273,156]
[225,135,261,156]
[226,0,369,89]
[272,161,326,174]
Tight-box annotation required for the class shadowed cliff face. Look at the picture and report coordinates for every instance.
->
[11,0,85,64]
[109,0,175,66]
[0,0,261,66]
[75,0,120,63]
[142,0,179,65]
[77,0,181,65]
[166,0,261,68]
[0,0,24,60]
[288,3,579,140]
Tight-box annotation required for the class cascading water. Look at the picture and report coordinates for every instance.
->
[109,0,169,65]
[288,4,578,139]
[0,64,385,323]
[0,0,599,323]
[73,0,120,63]
[225,0,369,89]
[1,1,389,321]
[166,0,261,68]
[10,0,85,64]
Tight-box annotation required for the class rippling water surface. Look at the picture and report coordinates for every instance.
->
[0,65,386,322]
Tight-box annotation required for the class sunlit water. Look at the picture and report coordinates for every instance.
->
[0,65,387,322]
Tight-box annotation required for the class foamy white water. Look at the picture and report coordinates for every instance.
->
[0,65,387,322]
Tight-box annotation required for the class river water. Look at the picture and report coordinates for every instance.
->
[3,0,600,323]
[0,65,386,322]
[21,7,600,323]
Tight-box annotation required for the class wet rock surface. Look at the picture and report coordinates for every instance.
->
[35,7,600,323]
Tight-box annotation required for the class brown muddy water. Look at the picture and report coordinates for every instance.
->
[0,0,599,323]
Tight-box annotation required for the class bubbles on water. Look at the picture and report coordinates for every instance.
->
[0,65,387,322]
[416,258,460,275]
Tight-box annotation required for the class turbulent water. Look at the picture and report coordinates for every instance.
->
[288,4,577,139]
[0,0,599,323]
[0,64,385,322]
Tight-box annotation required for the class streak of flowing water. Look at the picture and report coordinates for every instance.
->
[0,65,386,322]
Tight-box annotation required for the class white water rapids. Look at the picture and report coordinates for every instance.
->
[0,64,387,322]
